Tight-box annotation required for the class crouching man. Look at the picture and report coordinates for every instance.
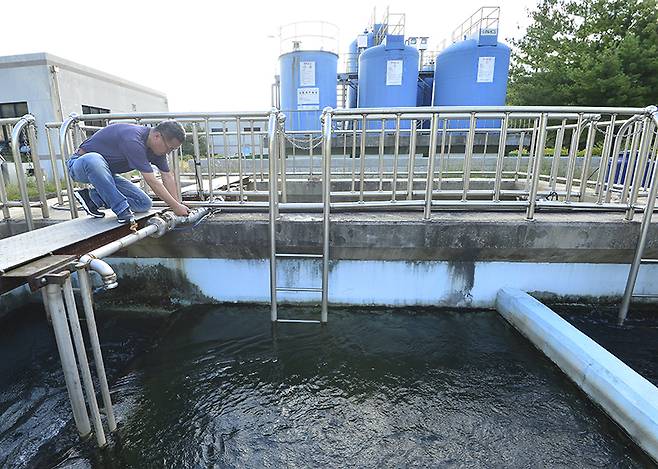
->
[67,120,190,224]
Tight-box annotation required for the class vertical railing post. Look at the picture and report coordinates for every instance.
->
[578,117,600,201]
[595,116,616,203]
[462,113,477,202]
[493,113,509,202]
[11,116,36,230]
[268,110,280,322]
[625,117,654,220]
[321,107,333,324]
[423,113,439,219]
[45,126,64,205]
[406,119,417,200]
[59,113,80,218]
[526,113,548,220]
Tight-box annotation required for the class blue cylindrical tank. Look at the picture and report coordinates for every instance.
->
[358,35,419,128]
[347,24,387,109]
[279,50,338,131]
[433,31,510,128]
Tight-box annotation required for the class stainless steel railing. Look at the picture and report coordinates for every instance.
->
[0,105,653,228]
[0,115,50,230]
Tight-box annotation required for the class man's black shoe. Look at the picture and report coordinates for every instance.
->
[74,189,105,218]
[116,208,135,225]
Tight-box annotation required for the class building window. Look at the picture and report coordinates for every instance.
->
[81,105,110,129]
[0,101,29,145]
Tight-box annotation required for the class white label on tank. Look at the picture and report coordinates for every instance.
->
[386,60,403,86]
[477,56,496,83]
[298,104,320,110]
[297,87,320,105]
[357,34,368,48]
[480,28,498,36]
[300,61,316,86]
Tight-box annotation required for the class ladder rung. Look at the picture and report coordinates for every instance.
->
[275,319,322,324]
[276,287,323,292]
[640,258,658,264]
[275,253,323,259]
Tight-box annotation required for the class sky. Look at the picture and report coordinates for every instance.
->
[1,0,538,112]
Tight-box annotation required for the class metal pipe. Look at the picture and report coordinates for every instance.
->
[424,114,439,219]
[191,123,204,200]
[621,121,642,204]
[578,118,599,201]
[462,113,477,202]
[0,153,10,220]
[605,116,642,203]
[236,117,244,202]
[45,127,64,205]
[564,114,583,203]
[595,116,616,201]
[10,115,35,230]
[493,113,509,202]
[359,115,367,202]
[62,278,106,446]
[406,120,417,200]
[392,115,401,201]
[279,125,287,203]
[619,107,658,324]
[59,114,80,218]
[77,267,117,432]
[625,117,654,220]
[526,113,548,220]
[550,119,566,191]
[268,110,279,322]
[321,108,332,324]
[378,120,385,192]
[44,283,91,437]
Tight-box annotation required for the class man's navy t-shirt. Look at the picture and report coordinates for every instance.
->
[79,124,170,174]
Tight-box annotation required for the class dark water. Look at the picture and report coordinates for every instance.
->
[0,304,655,468]
[557,305,658,387]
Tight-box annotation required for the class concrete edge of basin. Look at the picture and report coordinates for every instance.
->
[495,287,658,463]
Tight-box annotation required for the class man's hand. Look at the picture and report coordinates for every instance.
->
[173,202,190,217]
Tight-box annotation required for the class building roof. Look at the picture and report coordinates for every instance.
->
[0,52,167,99]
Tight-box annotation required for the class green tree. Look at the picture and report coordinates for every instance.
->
[508,0,658,106]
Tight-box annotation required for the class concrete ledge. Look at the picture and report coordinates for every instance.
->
[496,288,658,462]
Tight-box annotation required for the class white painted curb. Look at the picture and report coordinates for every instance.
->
[496,288,658,462]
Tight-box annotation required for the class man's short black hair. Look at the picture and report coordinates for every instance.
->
[154,120,186,143]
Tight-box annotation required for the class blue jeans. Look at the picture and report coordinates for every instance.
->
[67,152,152,215]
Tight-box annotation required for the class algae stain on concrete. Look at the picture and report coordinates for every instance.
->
[97,260,217,313]
[446,261,475,307]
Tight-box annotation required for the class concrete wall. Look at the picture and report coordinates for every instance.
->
[90,211,658,311]
[0,53,168,178]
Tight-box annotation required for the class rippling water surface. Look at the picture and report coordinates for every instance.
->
[0,304,654,468]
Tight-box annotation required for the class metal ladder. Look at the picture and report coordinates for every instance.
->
[268,111,330,324]
[618,106,658,325]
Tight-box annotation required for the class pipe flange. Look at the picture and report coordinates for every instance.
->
[147,216,168,238]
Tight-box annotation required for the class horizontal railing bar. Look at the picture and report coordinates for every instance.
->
[331,105,647,115]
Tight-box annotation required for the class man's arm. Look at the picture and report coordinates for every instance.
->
[141,171,189,216]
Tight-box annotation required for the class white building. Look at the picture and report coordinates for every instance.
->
[0,52,168,177]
